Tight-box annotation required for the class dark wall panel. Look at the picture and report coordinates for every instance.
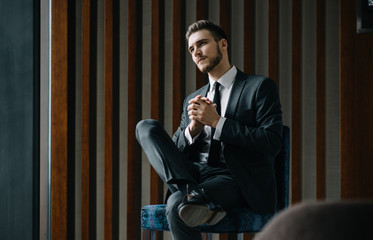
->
[340,0,373,199]
[291,0,302,204]
[0,0,39,240]
[127,0,143,239]
[150,0,165,207]
[316,0,326,200]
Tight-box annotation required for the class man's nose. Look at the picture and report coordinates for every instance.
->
[193,48,201,57]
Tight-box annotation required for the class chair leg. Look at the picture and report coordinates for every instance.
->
[142,230,156,240]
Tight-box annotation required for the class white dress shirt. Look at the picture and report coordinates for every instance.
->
[185,66,237,163]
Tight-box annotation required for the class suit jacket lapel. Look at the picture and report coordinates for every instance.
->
[203,83,209,97]
[225,70,246,118]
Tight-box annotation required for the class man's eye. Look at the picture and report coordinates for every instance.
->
[190,48,194,53]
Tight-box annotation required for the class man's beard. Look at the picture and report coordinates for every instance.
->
[199,46,223,73]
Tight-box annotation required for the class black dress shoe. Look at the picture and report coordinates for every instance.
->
[177,186,226,227]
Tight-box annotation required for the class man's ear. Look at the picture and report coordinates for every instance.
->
[220,39,228,50]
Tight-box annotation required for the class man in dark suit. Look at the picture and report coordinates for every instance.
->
[136,20,283,240]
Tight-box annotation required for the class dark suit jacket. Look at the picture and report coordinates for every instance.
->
[172,70,283,214]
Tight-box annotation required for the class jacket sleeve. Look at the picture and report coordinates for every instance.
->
[172,96,205,160]
[172,97,189,151]
[220,78,283,157]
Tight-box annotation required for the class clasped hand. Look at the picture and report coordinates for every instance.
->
[187,95,220,137]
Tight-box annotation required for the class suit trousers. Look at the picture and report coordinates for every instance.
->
[136,119,247,240]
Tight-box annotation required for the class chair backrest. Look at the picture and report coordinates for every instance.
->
[274,126,290,211]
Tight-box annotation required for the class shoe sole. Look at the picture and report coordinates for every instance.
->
[178,204,226,227]
[205,210,226,226]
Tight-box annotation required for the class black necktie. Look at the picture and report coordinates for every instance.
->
[208,82,221,167]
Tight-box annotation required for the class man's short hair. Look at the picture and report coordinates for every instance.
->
[185,20,228,43]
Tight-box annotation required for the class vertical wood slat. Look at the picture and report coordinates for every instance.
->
[51,0,76,239]
[81,0,97,239]
[127,0,143,239]
[316,0,326,200]
[268,0,278,85]
[51,0,68,238]
[244,0,255,75]
[195,0,209,89]
[104,0,120,239]
[172,0,186,133]
[340,0,356,199]
[291,0,302,204]
[150,2,164,239]
[150,0,165,208]
[219,0,231,46]
[67,4,77,237]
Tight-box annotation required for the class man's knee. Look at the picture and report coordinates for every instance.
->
[136,119,159,141]
[165,191,184,219]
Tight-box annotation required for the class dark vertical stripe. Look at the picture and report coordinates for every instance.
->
[104,0,113,238]
[196,0,208,26]
[195,0,209,89]
[340,0,356,199]
[244,0,255,74]
[340,0,373,198]
[219,0,231,46]
[67,1,76,239]
[89,0,98,237]
[151,0,165,126]
[291,0,302,204]
[316,0,326,200]
[243,233,255,240]
[150,2,165,239]
[81,0,91,237]
[81,0,91,239]
[104,0,120,239]
[127,0,143,239]
[172,0,186,133]
[33,0,41,239]
[268,0,278,85]
[51,0,75,239]
[81,0,97,239]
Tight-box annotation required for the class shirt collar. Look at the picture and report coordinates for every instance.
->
[208,65,237,91]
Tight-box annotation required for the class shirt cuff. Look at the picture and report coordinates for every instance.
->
[213,117,226,140]
[185,127,201,144]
